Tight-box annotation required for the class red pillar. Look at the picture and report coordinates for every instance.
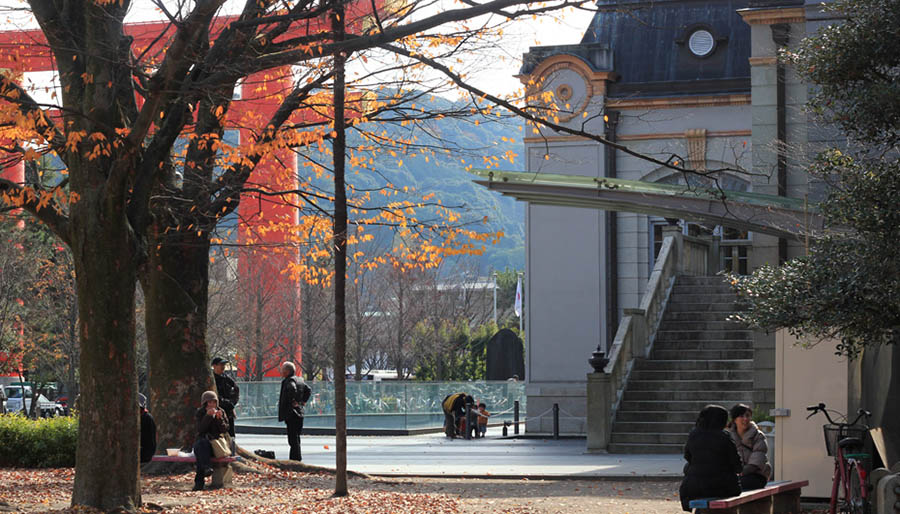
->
[235,67,302,379]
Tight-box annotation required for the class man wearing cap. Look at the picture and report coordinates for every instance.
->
[211,357,240,441]
[278,362,311,461]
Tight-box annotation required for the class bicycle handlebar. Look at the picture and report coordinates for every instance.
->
[806,402,870,426]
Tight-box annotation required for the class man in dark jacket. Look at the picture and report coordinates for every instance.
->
[211,357,239,440]
[139,394,157,463]
[277,362,311,461]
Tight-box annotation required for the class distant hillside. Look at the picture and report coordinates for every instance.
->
[306,96,526,272]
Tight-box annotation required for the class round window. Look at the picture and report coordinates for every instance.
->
[688,29,715,57]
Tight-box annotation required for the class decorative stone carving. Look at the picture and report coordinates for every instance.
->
[685,128,707,171]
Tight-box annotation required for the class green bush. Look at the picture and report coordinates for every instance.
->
[0,414,78,467]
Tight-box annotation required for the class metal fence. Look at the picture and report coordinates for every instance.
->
[235,380,525,431]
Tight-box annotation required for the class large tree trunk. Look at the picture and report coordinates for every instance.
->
[141,225,215,452]
[70,192,141,510]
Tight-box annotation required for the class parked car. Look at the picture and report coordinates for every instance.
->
[3,386,63,417]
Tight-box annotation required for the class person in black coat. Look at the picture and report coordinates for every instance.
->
[278,362,311,461]
[679,404,742,511]
[139,394,156,463]
[211,357,240,439]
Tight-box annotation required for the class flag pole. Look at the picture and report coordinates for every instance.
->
[516,272,524,335]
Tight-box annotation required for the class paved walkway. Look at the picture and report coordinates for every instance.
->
[235,432,684,479]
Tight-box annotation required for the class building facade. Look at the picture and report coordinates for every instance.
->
[516,0,836,435]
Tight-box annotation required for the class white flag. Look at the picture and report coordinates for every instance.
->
[514,275,522,318]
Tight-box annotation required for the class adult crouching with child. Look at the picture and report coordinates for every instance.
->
[727,403,771,491]
[192,390,230,491]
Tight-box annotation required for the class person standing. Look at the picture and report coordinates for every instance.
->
[476,402,491,438]
[211,357,240,443]
[277,362,311,461]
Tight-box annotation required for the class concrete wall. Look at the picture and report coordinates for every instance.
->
[774,331,848,498]
[746,12,811,412]
[525,139,606,434]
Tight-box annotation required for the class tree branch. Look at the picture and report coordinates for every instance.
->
[379,42,746,177]
[0,178,71,245]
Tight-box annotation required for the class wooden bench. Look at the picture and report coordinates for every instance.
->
[689,480,809,514]
[150,455,237,488]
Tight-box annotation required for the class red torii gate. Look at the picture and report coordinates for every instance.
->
[0,10,378,379]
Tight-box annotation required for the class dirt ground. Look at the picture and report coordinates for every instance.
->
[0,468,829,513]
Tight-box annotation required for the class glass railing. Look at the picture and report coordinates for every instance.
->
[234,380,525,431]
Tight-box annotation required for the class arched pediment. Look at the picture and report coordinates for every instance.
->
[640,163,750,193]
[521,54,617,123]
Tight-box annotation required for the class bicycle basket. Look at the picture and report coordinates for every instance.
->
[823,424,868,456]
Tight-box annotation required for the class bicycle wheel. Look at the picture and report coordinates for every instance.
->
[847,463,869,514]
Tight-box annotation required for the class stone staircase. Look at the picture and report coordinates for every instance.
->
[608,275,754,454]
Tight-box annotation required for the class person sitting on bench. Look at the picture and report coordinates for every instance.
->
[679,404,742,512]
[727,404,771,491]
[139,394,156,464]
[192,390,230,491]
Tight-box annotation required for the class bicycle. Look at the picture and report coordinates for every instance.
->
[806,402,872,514]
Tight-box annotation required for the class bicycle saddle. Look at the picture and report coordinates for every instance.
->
[838,437,863,449]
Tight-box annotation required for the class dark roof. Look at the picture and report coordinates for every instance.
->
[573,0,752,97]
[519,43,613,76]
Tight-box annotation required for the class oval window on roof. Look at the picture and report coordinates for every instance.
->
[688,29,715,57]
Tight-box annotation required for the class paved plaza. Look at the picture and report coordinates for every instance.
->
[235,432,684,479]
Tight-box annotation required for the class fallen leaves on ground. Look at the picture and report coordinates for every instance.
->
[0,469,828,514]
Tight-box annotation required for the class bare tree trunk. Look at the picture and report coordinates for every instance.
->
[70,192,140,511]
[141,225,215,452]
[331,0,348,497]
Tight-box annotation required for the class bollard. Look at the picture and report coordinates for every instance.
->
[553,403,560,440]
[514,401,520,435]
[503,421,509,437]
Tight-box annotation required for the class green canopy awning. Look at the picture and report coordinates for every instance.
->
[470,169,825,239]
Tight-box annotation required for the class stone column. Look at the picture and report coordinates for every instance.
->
[661,224,684,274]
[708,235,721,275]
[623,308,648,358]
[586,372,612,453]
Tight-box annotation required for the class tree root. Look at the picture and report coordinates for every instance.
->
[235,445,370,478]
[141,445,368,479]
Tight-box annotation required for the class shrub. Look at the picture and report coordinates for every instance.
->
[0,414,78,467]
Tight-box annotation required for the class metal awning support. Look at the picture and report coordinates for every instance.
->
[470,169,827,240]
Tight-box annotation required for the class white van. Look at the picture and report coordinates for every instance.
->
[4,386,62,417]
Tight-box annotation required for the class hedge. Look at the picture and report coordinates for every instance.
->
[0,414,78,467]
